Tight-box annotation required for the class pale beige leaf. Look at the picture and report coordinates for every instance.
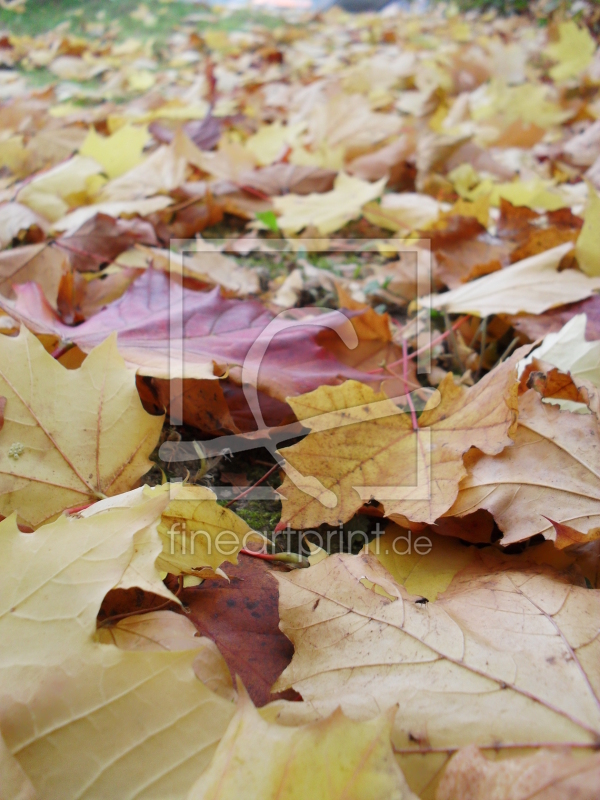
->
[426,244,600,316]
[447,390,600,544]
[272,550,600,796]
[436,745,600,800]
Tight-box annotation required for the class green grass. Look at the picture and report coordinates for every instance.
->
[2,0,280,42]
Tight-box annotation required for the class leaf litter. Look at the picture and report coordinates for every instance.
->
[0,1,600,798]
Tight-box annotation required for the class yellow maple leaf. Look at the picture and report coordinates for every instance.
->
[0,490,235,798]
[277,349,524,529]
[273,173,385,235]
[0,328,163,527]
[545,21,596,82]
[80,123,149,178]
[188,685,416,800]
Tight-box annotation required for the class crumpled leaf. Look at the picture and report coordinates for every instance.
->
[273,173,385,235]
[187,686,416,800]
[277,348,525,529]
[447,389,600,544]
[272,549,600,796]
[0,488,235,799]
[522,314,600,389]
[0,327,163,527]
[436,745,600,800]
[0,202,48,248]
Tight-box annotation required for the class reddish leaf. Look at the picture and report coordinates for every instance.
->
[510,295,600,342]
[0,396,5,433]
[55,213,158,272]
[181,555,300,707]
[0,269,386,403]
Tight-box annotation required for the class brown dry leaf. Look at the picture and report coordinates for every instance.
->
[436,745,600,800]
[137,375,238,436]
[135,244,260,296]
[239,163,336,196]
[346,135,415,184]
[510,295,600,343]
[447,389,600,545]
[277,348,526,530]
[434,237,512,289]
[181,555,297,707]
[0,242,67,305]
[271,549,600,797]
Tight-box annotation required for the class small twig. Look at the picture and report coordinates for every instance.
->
[402,339,418,431]
[225,462,280,508]
[476,315,487,381]
[51,340,76,360]
[64,500,96,515]
[368,316,470,374]
[443,309,463,372]
[493,337,520,368]
[240,549,308,566]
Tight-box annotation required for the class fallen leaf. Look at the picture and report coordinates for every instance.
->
[575,184,600,277]
[427,244,600,316]
[447,390,600,544]
[277,348,524,529]
[239,163,336,196]
[522,314,600,389]
[510,295,600,343]
[188,686,416,800]
[545,21,596,82]
[79,123,150,179]
[0,202,48,247]
[0,489,235,798]
[436,745,600,800]
[156,485,265,576]
[56,212,158,272]
[0,242,67,305]
[0,269,390,401]
[273,173,385,235]
[0,327,163,526]
[16,155,103,222]
[363,192,442,233]
[365,524,476,601]
[181,555,297,707]
[272,549,600,796]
